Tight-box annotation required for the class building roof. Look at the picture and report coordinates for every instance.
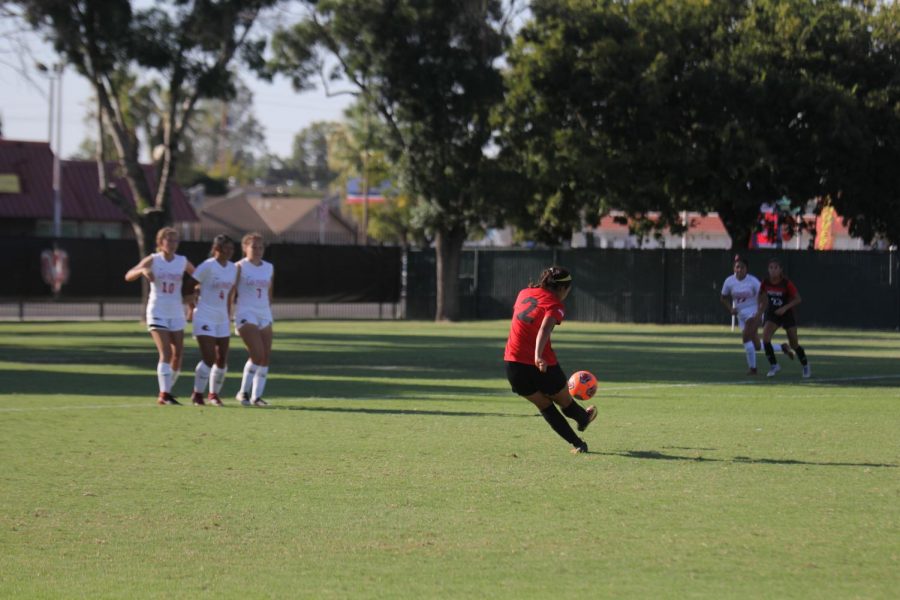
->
[0,139,197,222]
[197,190,357,239]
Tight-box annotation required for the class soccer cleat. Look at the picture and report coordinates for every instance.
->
[747,367,758,376]
[781,343,796,360]
[251,398,269,407]
[766,364,781,377]
[236,391,250,403]
[802,364,811,379]
[207,393,224,407]
[157,392,181,406]
[570,441,589,454]
[191,391,205,406]
[578,405,598,432]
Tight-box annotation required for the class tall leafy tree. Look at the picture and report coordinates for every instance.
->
[290,121,339,190]
[271,0,512,320]
[500,0,900,249]
[15,0,275,257]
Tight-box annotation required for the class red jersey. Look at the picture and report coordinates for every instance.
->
[760,277,799,316]
[504,287,566,365]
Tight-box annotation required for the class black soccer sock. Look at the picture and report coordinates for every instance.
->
[763,341,777,365]
[795,346,808,366]
[561,400,589,428]
[540,405,583,446]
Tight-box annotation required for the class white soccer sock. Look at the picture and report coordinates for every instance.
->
[251,366,269,400]
[157,362,173,393]
[744,341,757,369]
[210,365,227,395]
[240,360,258,395]
[193,361,212,394]
[171,369,180,386]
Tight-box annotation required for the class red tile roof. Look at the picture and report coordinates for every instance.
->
[0,140,53,219]
[0,139,197,222]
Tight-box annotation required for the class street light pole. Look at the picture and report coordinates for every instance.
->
[52,65,63,239]
[37,62,64,239]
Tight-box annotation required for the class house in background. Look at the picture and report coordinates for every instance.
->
[0,139,197,238]
[188,187,359,244]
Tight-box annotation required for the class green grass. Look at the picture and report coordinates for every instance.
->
[0,320,898,599]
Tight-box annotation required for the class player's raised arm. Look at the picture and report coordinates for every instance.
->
[125,255,154,282]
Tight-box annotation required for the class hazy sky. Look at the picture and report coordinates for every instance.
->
[0,14,353,160]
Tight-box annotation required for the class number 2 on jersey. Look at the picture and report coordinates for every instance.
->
[516,296,539,323]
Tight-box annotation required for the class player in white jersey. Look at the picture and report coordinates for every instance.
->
[233,232,275,407]
[720,254,762,374]
[188,234,237,407]
[125,227,195,405]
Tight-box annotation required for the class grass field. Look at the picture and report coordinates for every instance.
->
[1,319,898,599]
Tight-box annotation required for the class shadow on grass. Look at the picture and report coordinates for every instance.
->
[596,449,897,469]
[227,404,529,419]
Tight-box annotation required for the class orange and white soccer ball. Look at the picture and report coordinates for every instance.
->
[568,370,598,401]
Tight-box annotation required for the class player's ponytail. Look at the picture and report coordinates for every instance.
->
[532,266,573,291]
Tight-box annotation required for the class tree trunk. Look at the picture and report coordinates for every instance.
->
[434,225,466,321]
[717,202,757,251]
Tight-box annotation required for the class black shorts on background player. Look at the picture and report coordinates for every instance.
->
[765,309,796,330]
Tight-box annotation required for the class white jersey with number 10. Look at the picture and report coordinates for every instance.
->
[148,252,187,318]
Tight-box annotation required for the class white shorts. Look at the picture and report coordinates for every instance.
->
[146,306,186,332]
[234,308,274,333]
[192,313,231,339]
[736,308,758,330]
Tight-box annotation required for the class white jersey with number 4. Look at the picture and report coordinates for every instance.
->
[235,259,274,313]
[147,253,187,319]
[192,258,237,324]
[721,273,761,316]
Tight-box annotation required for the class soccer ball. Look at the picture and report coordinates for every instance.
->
[568,370,598,401]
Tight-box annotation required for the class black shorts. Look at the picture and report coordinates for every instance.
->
[505,361,568,397]
[766,310,797,330]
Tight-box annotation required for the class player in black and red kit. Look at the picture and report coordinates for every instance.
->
[504,266,598,454]
[757,258,811,378]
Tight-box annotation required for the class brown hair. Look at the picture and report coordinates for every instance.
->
[209,234,235,256]
[530,266,573,290]
[241,232,264,248]
[155,227,179,251]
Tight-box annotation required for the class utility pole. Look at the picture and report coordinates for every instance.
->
[37,62,64,239]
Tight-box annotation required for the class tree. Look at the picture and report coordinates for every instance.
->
[271,0,512,320]
[327,101,426,247]
[190,78,267,184]
[289,121,339,190]
[16,0,275,258]
[499,0,900,249]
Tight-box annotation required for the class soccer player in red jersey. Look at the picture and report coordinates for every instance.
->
[757,258,811,378]
[504,266,598,454]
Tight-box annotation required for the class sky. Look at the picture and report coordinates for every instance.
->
[0,15,354,161]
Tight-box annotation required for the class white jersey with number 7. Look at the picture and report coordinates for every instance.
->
[235,258,273,312]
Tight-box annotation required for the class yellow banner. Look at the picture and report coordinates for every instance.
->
[0,174,22,193]
[815,205,836,250]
